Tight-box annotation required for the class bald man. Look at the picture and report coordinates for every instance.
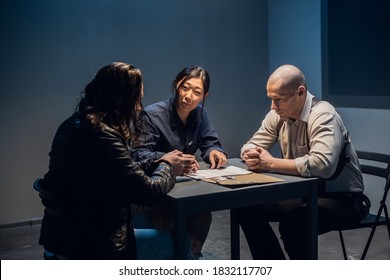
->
[238,64,367,259]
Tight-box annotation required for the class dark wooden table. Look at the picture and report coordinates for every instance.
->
[166,158,321,259]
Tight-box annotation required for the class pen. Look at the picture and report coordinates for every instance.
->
[183,141,193,154]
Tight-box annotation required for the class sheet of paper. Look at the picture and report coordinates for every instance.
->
[185,165,252,180]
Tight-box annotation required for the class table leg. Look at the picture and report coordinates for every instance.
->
[230,209,240,259]
[173,202,187,259]
[306,182,319,259]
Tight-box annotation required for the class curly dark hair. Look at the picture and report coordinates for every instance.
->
[77,62,143,144]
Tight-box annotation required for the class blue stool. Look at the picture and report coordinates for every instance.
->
[134,229,174,260]
[43,250,67,260]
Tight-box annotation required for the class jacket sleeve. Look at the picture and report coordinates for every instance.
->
[92,127,175,206]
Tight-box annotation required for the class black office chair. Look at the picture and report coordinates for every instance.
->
[337,150,390,260]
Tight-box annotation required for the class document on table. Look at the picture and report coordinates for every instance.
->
[185,165,252,180]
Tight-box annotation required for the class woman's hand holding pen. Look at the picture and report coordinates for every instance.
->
[161,150,184,175]
[182,153,199,174]
[161,150,198,175]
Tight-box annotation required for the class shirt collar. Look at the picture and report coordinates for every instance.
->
[169,98,198,128]
[298,91,314,123]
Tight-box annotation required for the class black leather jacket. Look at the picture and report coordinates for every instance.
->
[39,113,175,259]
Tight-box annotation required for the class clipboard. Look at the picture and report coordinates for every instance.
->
[202,172,284,187]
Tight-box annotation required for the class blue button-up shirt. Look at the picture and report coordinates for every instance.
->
[131,98,226,163]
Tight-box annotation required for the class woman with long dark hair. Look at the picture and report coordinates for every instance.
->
[38,62,177,259]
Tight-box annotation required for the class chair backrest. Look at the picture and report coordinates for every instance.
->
[33,178,43,192]
[356,150,390,200]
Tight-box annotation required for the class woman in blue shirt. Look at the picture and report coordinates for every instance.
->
[132,65,227,170]
[132,65,227,259]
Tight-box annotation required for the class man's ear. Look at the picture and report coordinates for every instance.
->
[204,92,209,98]
[297,86,305,96]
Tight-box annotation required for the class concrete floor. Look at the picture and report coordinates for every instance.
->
[202,210,390,260]
[1,210,389,260]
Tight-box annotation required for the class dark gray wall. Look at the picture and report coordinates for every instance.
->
[0,0,269,225]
